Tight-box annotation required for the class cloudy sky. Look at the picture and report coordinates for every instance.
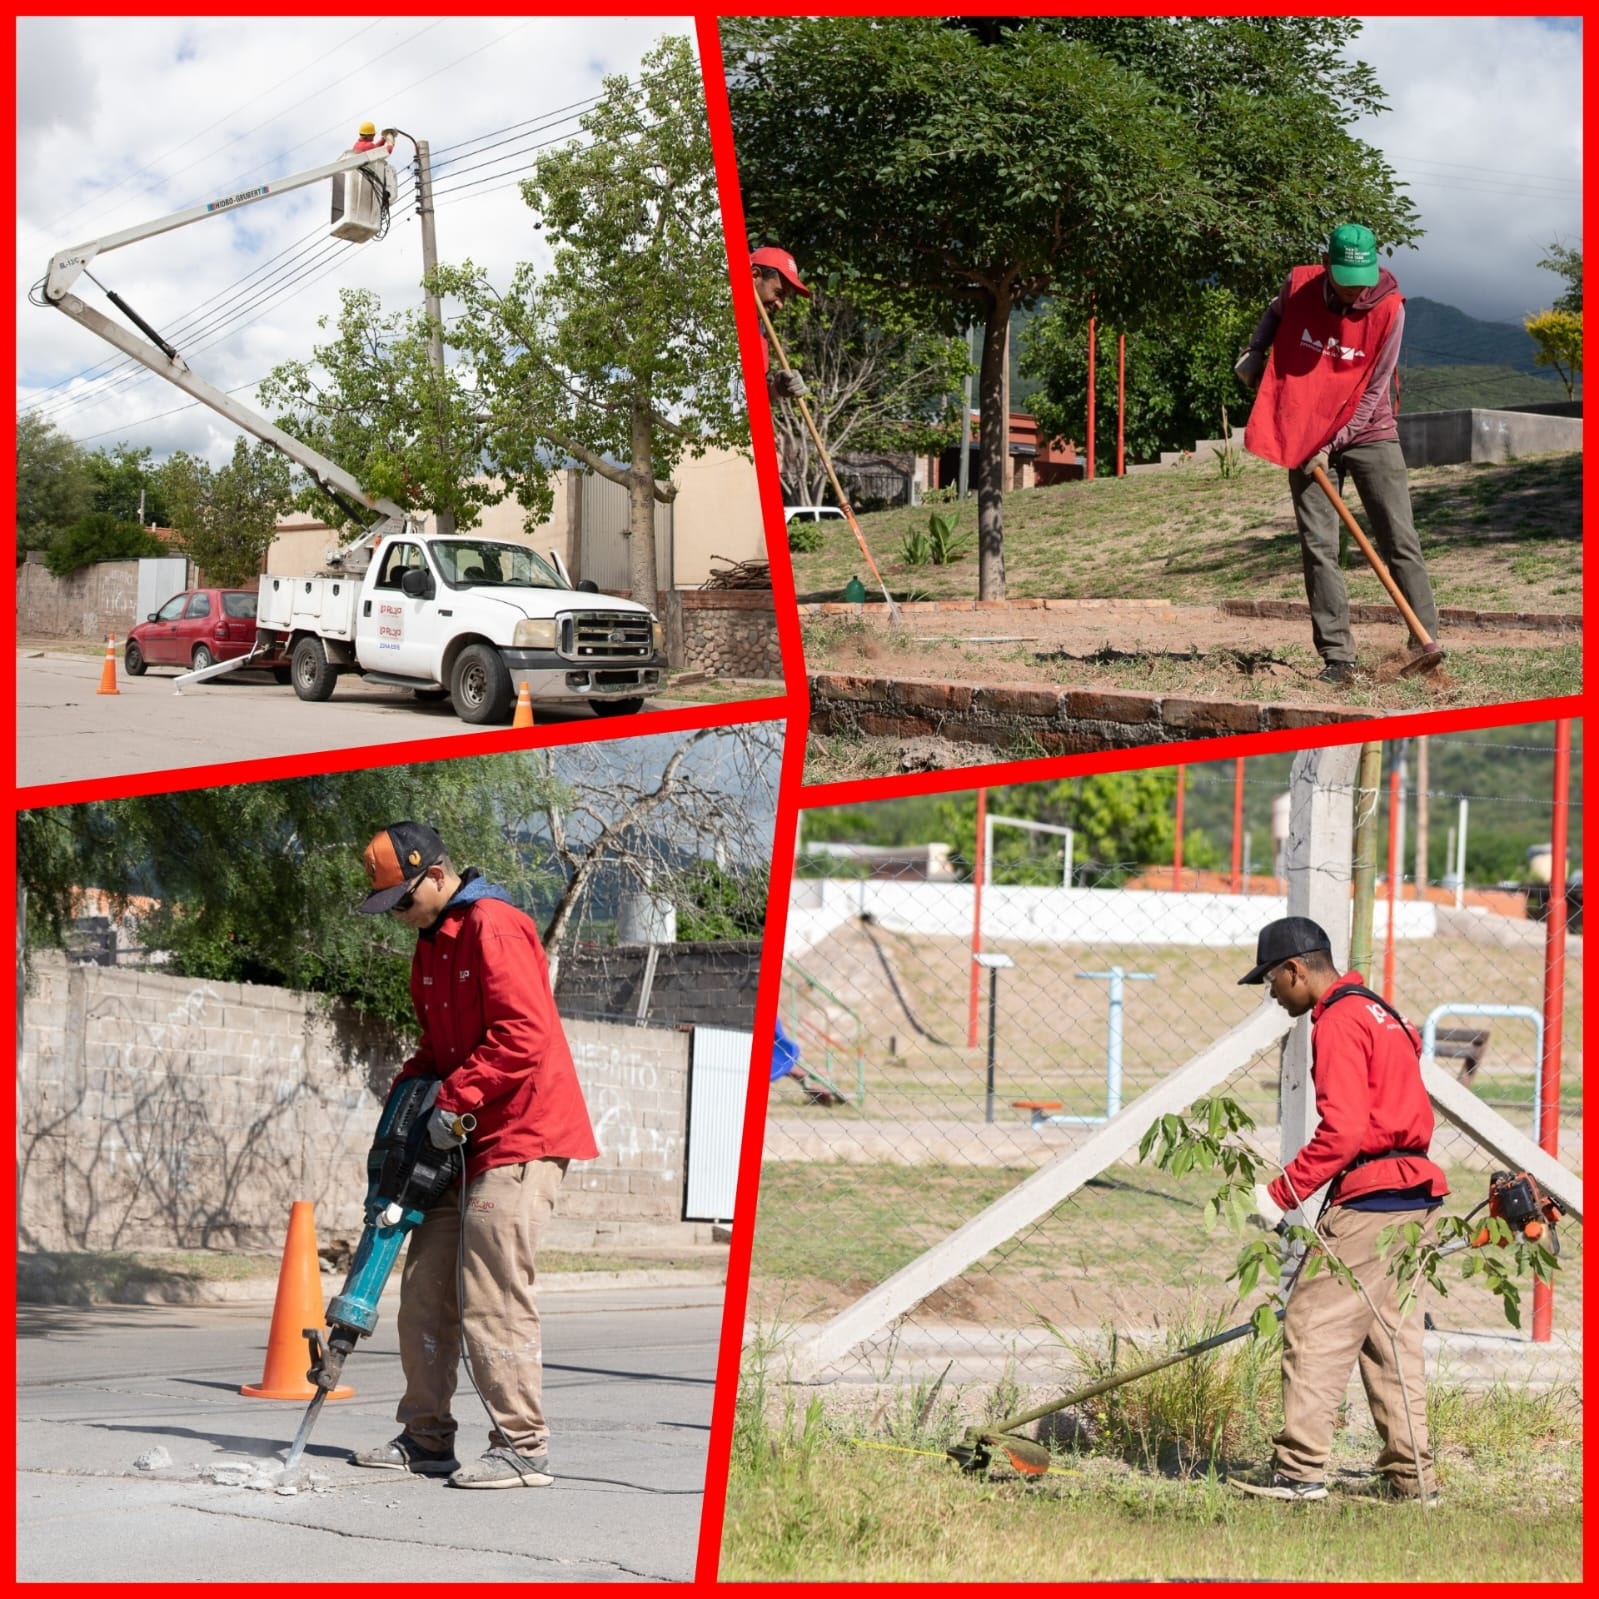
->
[15,14,1581,469]
[16,15,697,466]
[1346,15,1582,320]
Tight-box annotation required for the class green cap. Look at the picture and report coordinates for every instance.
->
[1326,223,1380,287]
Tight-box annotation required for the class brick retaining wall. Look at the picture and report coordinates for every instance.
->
[810,671,1367,752]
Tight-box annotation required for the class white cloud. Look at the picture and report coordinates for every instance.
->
[1346,16,1582,322]
[16,15,698,465]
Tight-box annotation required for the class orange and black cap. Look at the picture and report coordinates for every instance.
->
[359,821,446,914]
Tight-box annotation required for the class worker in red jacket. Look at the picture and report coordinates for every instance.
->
[1228,916,1448,1504]
[349,822,598,1490]
[751,245,811,404]
[351,120,392,154]
[1238,224,1441,688]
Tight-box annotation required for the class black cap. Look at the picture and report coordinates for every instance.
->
[358,821,447,914]
[1238,916,1333,985]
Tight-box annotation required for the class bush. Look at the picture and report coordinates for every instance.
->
[46,512,166,577]
[788,517,825,554]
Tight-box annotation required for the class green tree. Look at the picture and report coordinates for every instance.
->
[1023,286,1258,464]
[15,413,91,555]
[671,859,771,940]
[85,442,169,526]
[726,15,1419,599]
[436,34,748,604]
[260,286,504,537]
[1523,308,1582,400]
[770,288,968,505]
[45,511,166,577]
[160,437,295,586]
[1537,239,1582,313]
[18,759,564,1031]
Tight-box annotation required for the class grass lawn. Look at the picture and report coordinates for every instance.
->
[788,452,1582,612]
[720,1379,1583,1581]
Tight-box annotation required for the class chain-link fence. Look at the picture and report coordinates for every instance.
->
[753,740,1582,1405]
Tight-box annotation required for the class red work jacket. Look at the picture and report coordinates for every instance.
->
[397,895,598,1183]
[1267,972,1449,1212]
[1244,266,1403,469]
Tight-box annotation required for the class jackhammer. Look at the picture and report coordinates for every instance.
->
[281,1076,473,1477]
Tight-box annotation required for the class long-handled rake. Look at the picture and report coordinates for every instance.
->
[755,296,900,623]
[1311,464,1445,677]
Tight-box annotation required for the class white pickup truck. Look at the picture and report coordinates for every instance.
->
[256,530,666,723]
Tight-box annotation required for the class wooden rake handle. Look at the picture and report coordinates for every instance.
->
[1310,464,1437,648]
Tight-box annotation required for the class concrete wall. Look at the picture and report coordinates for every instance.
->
[557,940,762,1031]
[17,554,146,641]
[670,446,765,586]
[17,955,698,1253]
[1397,408,1583,467]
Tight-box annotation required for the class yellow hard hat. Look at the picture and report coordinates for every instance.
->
[358,121,376,138]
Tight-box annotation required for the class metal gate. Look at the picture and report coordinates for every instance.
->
[136,557,189,620]
[684,1025,752,1222]
[577,471,674,591]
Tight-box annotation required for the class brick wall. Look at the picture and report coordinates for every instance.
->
[17,555,145,640]
[557,940,761,1031]
[18,955,696,1252]
[675,590,782,678]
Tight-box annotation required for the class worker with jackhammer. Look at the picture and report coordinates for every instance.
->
[750,246,811,405]
[1237,224,1442,688]
[350,822,598,1489]
[1228,916,1448,1503]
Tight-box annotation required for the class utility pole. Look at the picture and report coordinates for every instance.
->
[1414,736,1430,900]
[414,138,455,536]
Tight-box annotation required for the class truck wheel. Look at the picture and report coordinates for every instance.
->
[291,636,339,702]
[451,644,513,724]
[591,698,645,718]
[124,639,147,677]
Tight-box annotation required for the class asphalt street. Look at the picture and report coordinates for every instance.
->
[15,649,695,791]
[18,1281,725,1583]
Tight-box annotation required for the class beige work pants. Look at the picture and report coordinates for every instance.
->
[1274,1201,1435,1492]
[394,1156,568,1456]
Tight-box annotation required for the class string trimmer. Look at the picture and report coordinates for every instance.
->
[754,295,900,623]
[947,1311,1282,1477]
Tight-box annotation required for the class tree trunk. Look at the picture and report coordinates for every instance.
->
[627,396,659,607]
[976,289,1012,600]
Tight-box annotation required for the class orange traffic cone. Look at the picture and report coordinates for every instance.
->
[511,681,534,729]
[97,635,119,695]
[240,1201,354,1400]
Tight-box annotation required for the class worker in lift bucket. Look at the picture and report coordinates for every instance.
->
[348,822,599,1489]
[750,246,810,404]
[1227,916,1448,1505]
[351,120,392,153]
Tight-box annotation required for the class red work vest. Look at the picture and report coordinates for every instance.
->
[1244,266,1402,469]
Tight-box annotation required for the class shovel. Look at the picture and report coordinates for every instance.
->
[754,296,900,623]
[949,1311,1281,1477]
[1311,464,1445,676]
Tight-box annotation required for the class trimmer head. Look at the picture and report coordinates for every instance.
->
[948,1431,1051,1477]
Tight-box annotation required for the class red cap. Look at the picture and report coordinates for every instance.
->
[750,246,810,297]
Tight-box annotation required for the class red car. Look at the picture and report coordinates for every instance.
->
[123,588,288,678]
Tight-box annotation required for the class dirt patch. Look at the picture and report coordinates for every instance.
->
[804,606,1575,711]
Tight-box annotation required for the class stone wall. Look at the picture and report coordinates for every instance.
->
[17,554,144,640]
[675,589,783,679]
[18,955,699,1253]
[557,941,761,1031]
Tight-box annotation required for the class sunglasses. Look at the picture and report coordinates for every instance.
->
[391,873,429,913]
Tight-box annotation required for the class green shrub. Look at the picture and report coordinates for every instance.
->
[926,511,972,565]
[788,517,825,554]
[47,512,166,577]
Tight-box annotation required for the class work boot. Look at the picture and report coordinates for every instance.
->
[1313,660,1356,687]
[1226,1464,1327,1501]
[448,1444,554,1489]
[350,1433,460,1475]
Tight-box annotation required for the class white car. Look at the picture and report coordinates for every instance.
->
[784,505,847,523]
